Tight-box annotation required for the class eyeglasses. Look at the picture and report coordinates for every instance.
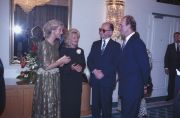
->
[99,28,111,33]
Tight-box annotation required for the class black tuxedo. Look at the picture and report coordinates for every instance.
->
[87,39,121,118]
[164,43,180,100]
[0,59,5,115]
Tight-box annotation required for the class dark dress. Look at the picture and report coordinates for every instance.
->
[59,47,86,118]
[0,59,5,115]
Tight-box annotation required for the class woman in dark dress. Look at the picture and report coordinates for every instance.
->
[59,28,86,118]
[0,58,5,115]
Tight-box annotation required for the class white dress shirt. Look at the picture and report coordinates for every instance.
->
[101,38,110,50]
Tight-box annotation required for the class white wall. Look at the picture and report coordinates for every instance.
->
[0,0,180,100]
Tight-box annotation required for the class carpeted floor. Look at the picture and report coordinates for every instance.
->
[81,100,173,118]
[148,105,173,118]
[147,100,173,118]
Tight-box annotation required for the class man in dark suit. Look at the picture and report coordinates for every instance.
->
[87,22,121,118]
[164,32,180,101]
[0,59,5,115]
[118,15,150,118]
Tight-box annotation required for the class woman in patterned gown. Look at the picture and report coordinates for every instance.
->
[32,19,71,118]
[59,28,86,118]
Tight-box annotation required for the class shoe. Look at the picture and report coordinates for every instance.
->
[116,108,121,112]
[166,97,173,101]
[142,115,147,118]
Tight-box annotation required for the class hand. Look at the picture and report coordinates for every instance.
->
[144,85,147,95]
[57,55,71,65]
[93,69,104,79]
[164,68,169,75]
[71,63,82,72]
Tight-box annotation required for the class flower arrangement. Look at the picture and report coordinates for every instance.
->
[16,70,37,85]
[16,44,38,85]
[25,52,38,70]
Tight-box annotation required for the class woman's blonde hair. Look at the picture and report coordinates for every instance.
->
[64,28,80,47]
[43,19,64,38]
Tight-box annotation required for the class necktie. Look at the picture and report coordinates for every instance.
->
[101,40,106,55]
[121,40,125,50]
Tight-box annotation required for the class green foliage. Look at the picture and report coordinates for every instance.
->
[16,70,37,84]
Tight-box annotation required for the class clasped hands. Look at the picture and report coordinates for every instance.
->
[144,85,148,95]
[92,69,104,79]
[144,84,152,95]
[71,63,83,72]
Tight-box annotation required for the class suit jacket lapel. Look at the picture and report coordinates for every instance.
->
[124,32,140,50]
[123,34,135,51]
[96,40,102,55]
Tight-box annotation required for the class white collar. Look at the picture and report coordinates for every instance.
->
[102,37,110,42]
[124,32,135,44]
[176,42,180,49]
[101,38,110,48]
[102,38,110,44]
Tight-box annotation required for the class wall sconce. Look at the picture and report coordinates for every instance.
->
[106,0,124,40]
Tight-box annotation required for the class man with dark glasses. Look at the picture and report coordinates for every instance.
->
[87,22,121,118]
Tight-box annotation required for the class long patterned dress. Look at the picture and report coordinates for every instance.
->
[32,40,61,118]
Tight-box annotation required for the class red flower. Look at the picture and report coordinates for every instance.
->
[20,57,27,68]
[31,42,38,53]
